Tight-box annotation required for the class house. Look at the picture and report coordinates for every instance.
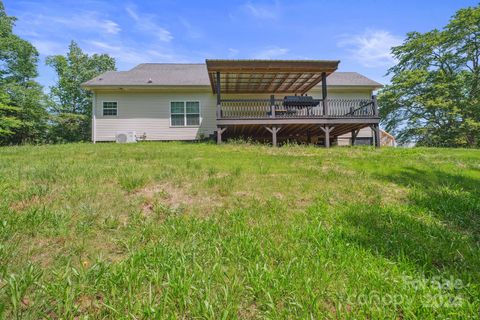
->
[82,60,386,147]
[337,128,396,146]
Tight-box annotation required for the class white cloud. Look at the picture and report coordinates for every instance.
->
[101,20,121,35]
[242,1,282,20]
[125,5,173,42]
[125,6,139,21]
[30,39,66,56]
[338,30,402,68]
[61,15,120,35]
[179,18,203,39]
[87,41,119,52]
[85,40,183,65]
[253,46,289,59]
[17,11,121,36]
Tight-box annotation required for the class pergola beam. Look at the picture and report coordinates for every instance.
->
[300,73,323,94]
[272,74,290,93]
[206,59,339,94]
[283,73,304,92]
[206,59,339,72]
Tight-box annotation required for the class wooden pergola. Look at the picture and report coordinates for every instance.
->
[205,59,380,148]
[206,59,339,94]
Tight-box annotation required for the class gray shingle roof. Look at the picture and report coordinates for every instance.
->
[82,63,383,88]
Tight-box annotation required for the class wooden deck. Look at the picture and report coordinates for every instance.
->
[215,97,381,147]
[218,97,376,119]
[206,60,381,147]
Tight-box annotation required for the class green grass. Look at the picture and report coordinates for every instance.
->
[0,142,479,319]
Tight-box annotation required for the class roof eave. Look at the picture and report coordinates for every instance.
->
[81,84,213,91]
[314,84,384,90]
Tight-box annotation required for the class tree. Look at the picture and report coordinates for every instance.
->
[0,1,48,145]
[46,41,115,142]
[378,5,480,147]
[0,92,21,136]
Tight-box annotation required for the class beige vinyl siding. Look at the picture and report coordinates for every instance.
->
[94,91,217,141]
[337,127,373,146]
[93,87,374,142]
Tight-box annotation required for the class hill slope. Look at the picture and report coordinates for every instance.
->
[0,143,479,318]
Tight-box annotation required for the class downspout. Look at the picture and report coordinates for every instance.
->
[92,91,96,143]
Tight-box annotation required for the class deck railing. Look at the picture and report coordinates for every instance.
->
[218,97,378,119]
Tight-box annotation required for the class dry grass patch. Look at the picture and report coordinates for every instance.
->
[16,236,67,269]
[136,181,223,217]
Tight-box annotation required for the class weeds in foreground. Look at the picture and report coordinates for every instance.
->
[0,142,479,318]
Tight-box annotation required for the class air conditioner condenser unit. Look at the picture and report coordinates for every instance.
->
[115,131,137,143]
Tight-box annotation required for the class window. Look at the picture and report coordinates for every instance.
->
[170,101,200,127]
[103,102,117,116]
[186,101,200,126]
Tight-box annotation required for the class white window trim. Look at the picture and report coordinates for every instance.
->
[169,100,201,128]
[102,101,118,117]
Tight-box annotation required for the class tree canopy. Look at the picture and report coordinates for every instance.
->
[46,41,115,116]
[0,1,48,145]
[379,5,480,147]
[46,41,116,142]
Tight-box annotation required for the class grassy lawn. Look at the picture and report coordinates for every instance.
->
[0,142,479,319]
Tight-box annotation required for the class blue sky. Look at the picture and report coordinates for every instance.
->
[4,0,478,89]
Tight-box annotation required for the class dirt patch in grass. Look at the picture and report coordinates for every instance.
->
[76,293,104,315]
[136,182,223,217]
[16,232,126,270]
[10,195,52,212]
[83,233,126,264]
[13,235,67,269]
[237,302,258,319]
[378,182,409,204]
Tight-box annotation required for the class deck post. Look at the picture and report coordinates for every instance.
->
[320,125,334,148]
[216,71,221,118]
[351,129,359,146]
[374,124,381,147]
[325,126,330,148]
[265,126,281,147]
[217,127,226,144]
[370,124,381,148]
[270,94,275,118]
[321,72,328,116]
[372,95,379,116]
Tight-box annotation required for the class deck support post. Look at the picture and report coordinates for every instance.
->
[321,72,328,116]
[216,71,221,119]
[217,127,227,144]
[320,125,334,148]
[372,95,379,116]
[265,126,281,147]
[370,124,381,148]
[351,129,360,146]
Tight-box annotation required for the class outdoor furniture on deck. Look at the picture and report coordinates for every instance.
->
[282,96,321,116]
[268,108,297,117]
